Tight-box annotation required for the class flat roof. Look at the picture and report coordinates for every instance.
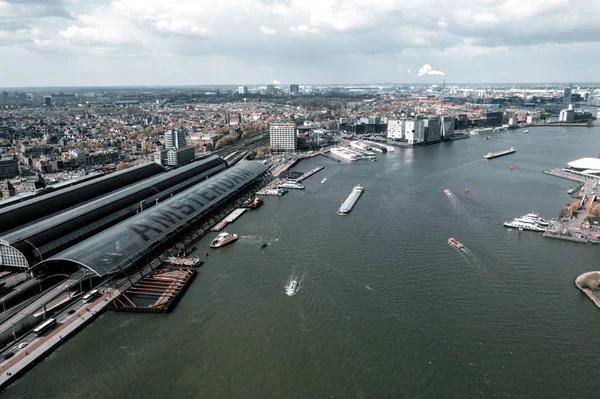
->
[568,158,600,171]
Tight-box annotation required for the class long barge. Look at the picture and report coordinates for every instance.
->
[337,185,364,215]
[484,147,515,160]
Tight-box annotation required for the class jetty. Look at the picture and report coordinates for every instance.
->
[211,208,247,231]
[294,166,324,182]
[574,271,600,309]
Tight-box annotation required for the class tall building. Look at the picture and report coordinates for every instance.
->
[164,129,186,149]
[404,119,425,144]
[423,116,441,142]
[238,86,248,95]
[441,116,455,138]
[0,157,19,179]
[386,119,405,140]
[290,84,299,95]
[270,124,297,151]
[167,147,195,167]
[559,104,575,122]
[44,96,52,106]
[563,87,572,107]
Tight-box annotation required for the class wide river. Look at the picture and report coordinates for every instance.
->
[5,126,600,398]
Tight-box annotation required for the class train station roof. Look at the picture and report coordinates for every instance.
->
[32,161,268,277]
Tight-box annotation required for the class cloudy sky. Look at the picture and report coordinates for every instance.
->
[1,0,599,87]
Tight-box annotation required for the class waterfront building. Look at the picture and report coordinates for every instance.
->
[441,116,455,138]
[405,119,425,145]
[559,105,575,122]
[485,111,503,127]
[270,123,297,151]
[563,87,572,107]
[164,129,186,149]
[424,116,441,142]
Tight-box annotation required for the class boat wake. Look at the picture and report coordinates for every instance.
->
[445,190,466,213]
[424,159,485,180]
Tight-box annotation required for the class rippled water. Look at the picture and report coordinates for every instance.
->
[5,126,600,398]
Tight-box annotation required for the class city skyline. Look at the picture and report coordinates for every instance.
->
[1,0,600,87]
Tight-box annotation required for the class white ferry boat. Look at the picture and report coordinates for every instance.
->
[278,181,305,190]
[286,280,298,296]
[503,220,547,232]
[513,213,549,226]
[210,232,238,248]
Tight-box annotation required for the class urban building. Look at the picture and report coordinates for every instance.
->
[485,111,503,127]
[563,87,572,107]
[423,116,441,142]
[290,84,299,95]
[0,157,19,179]
[1,180,15,199]
[167,147,195,167]
[238,86,248,95]
[387,119,405,140]
[44,96,52,106]
[441,116,455,138]
[270,124,297,151]
[405,119,425,145]
[164,129,186,149]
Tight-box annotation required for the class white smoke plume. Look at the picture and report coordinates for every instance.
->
[417,64,445,76]
[272,80,281,85]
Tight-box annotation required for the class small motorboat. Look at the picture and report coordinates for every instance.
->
[444,189,451,195]
[260,243,268,248]
[448,237,464,249]
[524,130,529,134]
[321,178,327,184]
[286,280,298,296]
[486,136,491,140]
[371,158,378,162]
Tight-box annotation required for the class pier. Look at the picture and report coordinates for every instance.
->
[210,208,247,231]
[294,166,324,182]
[543,168,588,183]
[109,267,196,314]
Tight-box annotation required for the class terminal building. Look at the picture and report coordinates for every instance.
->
[31,161,270,279]
[567,158,600,177]
[0,156,227,269]
[0,162,165,235]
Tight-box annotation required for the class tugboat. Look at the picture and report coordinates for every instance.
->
[448,237,464,249]
[286,280,299,296]
[210,232,238,248]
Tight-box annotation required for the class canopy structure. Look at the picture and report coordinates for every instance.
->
[0,162,165,235]
[32,161,268,277]
[0,156,227,268]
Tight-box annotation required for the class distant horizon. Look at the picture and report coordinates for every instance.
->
[1,82,599,91]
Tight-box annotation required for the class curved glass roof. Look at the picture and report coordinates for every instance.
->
[34,161,268,277]
[0,162,165,235]
[0,156,227,267]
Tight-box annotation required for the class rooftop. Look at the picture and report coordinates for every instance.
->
[567,158,600,171]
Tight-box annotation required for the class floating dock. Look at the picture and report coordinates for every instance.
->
[337,185,364,215]
[225,208,247,223]
[484,147,515,160]
[211,220,228,231]
[294,166,324,182]
[109,267,196,313]
[165,257,203,267]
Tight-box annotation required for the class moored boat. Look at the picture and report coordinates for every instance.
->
[210,232,238,248]
[503,220,546,232]
[278,181,305,190]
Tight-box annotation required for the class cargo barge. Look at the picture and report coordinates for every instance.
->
[337,185,364,215]
[484,147,515,160]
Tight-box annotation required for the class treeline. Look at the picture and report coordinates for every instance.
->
[214,122,267,149]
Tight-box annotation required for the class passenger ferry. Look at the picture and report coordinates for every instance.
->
[278,181,305,190]
[210,232,238,248]
[286,280,299,296]
[513,213,549,226]
[503,220,547,232]
[448,238,464,249]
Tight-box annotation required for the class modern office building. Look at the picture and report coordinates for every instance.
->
[167,147,195,167]
[44,96,52,106]
[386,119,405,140]
[423,116,441,142]
[404,119,425,145]
[270,124,297,151]
[238,86,248,95]
[290,84,299,95]
[563,87,572,107]
[441,116,455,138]
[164,129,186,149]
